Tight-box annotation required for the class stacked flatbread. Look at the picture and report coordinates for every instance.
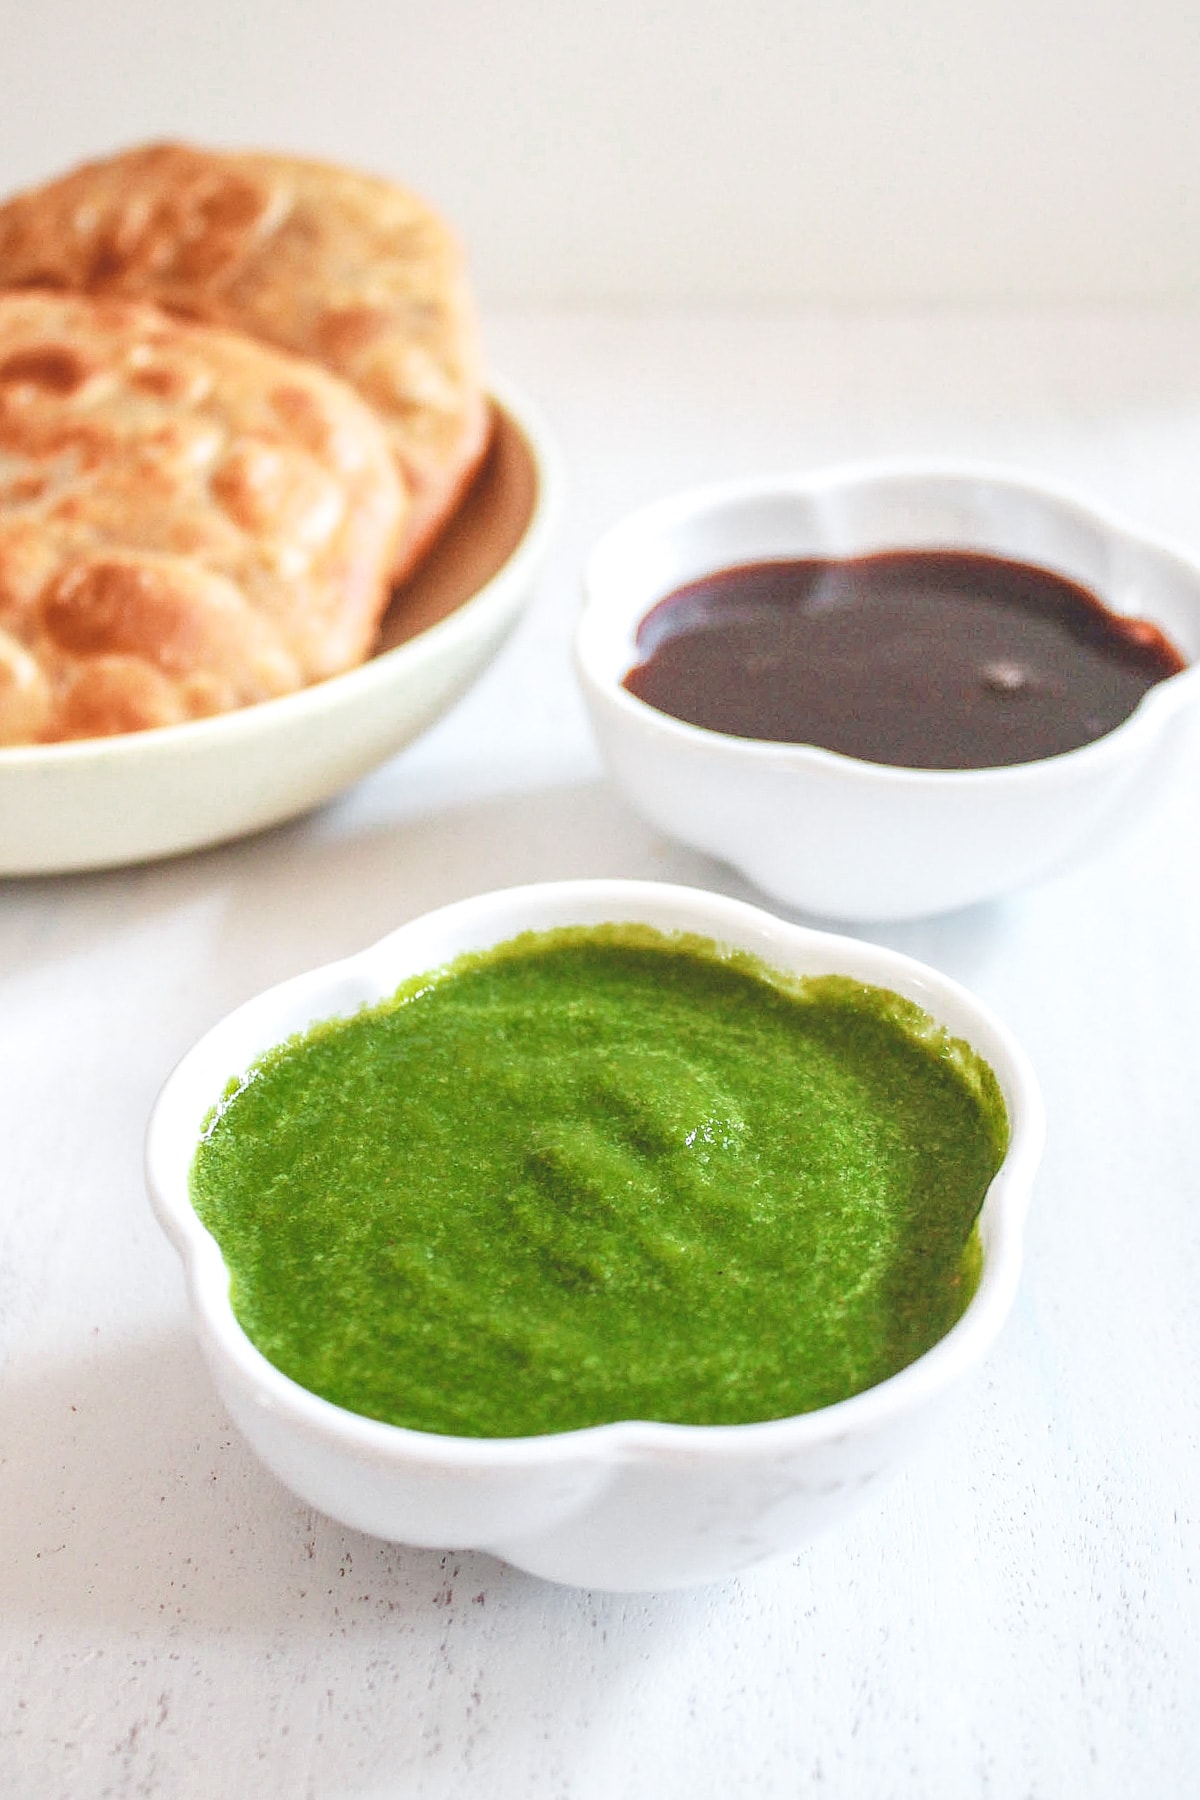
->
[0,143,490,745]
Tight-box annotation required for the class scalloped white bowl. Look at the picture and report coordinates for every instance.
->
[0,377,561,876]
[146,879,1044,1592]
[576,463,1200,922]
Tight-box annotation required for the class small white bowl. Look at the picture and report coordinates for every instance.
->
[146,878,1043,1592]
[0,377,561,877]
[576,463,1200,921]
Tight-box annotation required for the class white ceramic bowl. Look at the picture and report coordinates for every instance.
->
[146,878,1044,1593]
[0,377,561,877]
[576,463,1200,921]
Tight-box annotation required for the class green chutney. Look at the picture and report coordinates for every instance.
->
[190,926,1008,1437]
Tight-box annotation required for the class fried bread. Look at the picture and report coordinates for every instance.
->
[0,142,490,581]
[0,289,404,743]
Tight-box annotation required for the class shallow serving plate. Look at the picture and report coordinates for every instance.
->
[146,878,1044,1592]
[0,377,561,877]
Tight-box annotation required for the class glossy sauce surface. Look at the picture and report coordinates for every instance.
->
[190,927,1008,1438]
[623,551,1187,768]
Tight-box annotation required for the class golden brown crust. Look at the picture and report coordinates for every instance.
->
[0,141,491,580]
[0,289,405,744]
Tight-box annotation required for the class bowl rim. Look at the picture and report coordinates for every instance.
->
[0,372,562,770]
[576,457,1200,786]
[145,877,1046,1470]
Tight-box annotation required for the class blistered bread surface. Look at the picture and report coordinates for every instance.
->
[0,142,491,579]
[0,289,405,744]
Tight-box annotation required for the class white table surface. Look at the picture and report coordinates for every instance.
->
[2,310,1199,1799]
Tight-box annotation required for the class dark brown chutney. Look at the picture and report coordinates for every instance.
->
[622,550,1187,769]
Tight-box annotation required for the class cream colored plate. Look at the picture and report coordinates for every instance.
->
[0,379,561,876]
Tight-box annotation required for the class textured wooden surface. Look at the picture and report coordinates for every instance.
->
[2,311,1198,1797]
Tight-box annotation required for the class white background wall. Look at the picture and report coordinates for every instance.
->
[3,0,1200,306]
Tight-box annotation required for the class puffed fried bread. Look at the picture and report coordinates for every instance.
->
[0,141,491,581]
[0,289,405,744]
